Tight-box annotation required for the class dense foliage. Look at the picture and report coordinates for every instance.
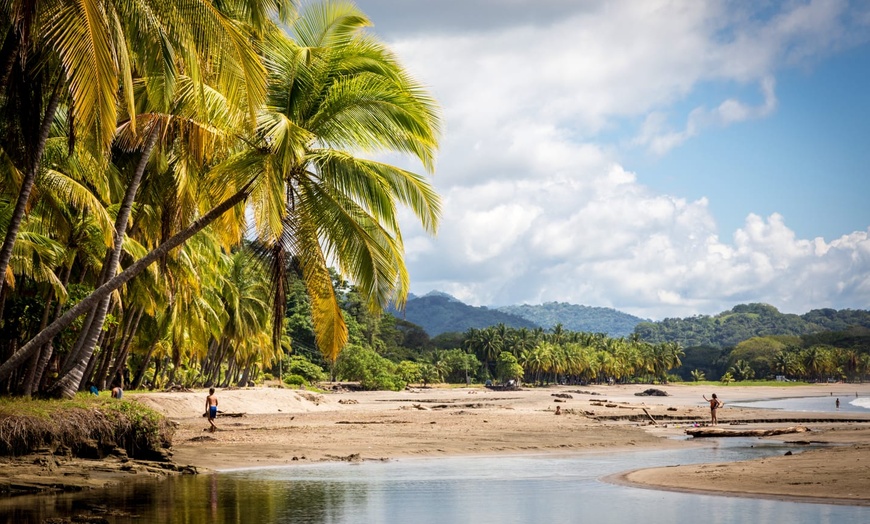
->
[0,1,440,398]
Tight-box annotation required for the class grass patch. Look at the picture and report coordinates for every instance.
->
[0,394,173,459]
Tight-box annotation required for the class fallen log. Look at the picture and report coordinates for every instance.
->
[686,425,809,438]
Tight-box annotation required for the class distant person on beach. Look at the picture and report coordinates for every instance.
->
[206,388,219,432]
[111,385,123,399]
[703,393,722,425]
[555,406,561,415]
[836,398,840,409]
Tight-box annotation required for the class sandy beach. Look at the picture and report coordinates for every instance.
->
[128,382,870,506]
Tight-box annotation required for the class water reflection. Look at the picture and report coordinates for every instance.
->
[2,440,866,524]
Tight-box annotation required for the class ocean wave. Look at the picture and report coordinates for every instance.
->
[849,397,870,410]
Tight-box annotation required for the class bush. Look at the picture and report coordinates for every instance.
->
[283,374,307,387]
[285,355,327,383]
[334,344,406,391]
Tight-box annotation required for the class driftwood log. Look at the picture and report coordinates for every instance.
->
[686,425,809,438]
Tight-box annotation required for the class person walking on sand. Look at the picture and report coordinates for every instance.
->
[206,388,219,432]
[703,393,722,425]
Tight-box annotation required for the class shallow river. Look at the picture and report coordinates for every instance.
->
[4,438,866,524]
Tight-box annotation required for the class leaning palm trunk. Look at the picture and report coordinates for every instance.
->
[52,126,161,396]
[0,84,62,296]
[0,176,257,392]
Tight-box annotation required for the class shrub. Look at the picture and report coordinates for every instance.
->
[285,355,327,383]
[334,344,406,391]
[283,374,307,387]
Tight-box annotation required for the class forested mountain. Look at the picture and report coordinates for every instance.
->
[389,293,645,336]
[497,302,646,337]
[388,293,537,335]
[634,303,870,348]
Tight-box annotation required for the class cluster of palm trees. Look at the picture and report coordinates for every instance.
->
[767,346,870,382]
[0,1,441,398]
[461,325,684,385]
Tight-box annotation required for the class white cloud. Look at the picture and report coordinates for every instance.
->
[374,0,870,318]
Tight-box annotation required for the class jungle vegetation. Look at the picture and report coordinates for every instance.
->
[0,0,440,397]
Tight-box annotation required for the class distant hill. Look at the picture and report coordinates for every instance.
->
[634,303,870,348]
[388,293,537,336]
[389,293,645,337]
[497,302,646,338]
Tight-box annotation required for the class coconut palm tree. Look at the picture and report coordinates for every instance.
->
[0,0,284,296]
[237,1,440,362]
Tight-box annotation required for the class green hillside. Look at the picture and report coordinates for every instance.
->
[497,302,646,337]
[634,303,870,348]
[389,294,538,336]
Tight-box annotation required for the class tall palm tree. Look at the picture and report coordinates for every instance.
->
[238,1,440,362]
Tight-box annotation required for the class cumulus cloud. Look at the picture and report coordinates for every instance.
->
[361,0,870,318]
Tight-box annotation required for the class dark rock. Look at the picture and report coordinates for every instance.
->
[635,388,669,397]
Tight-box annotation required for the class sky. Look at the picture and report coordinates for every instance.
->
[351,0,870,320]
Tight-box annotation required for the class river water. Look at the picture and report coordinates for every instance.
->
[729,395,870,413]
[4,438,866,523]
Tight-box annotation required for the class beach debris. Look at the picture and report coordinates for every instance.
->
[298,392,323,405]
[551,393,574,399]
[338,399,359,405]
[686,425,810,438]
[554,399,565,403]
[635,388,669,397]
[641,408,658,425]
[667,407,677,411]
[411,404,429,410]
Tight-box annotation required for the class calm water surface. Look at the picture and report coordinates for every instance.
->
[3,439,867,524]
[729,395,870,413]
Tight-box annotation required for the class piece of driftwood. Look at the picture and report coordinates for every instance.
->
[641,407,658,425]
[686,425,809,438]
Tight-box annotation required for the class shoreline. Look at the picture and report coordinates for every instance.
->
[154,383,870,506]
[3,383,869,506]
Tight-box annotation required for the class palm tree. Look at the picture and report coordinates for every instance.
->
[0,0,283,297]
[0,1,441,392]
[240,2,440,363]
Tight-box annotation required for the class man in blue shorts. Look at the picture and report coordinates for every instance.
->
[206,388,219,432]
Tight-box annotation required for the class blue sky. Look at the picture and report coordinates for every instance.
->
[352,0,870,319]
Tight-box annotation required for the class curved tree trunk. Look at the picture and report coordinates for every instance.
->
[0,176,257,391]
[0,83,61,297]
